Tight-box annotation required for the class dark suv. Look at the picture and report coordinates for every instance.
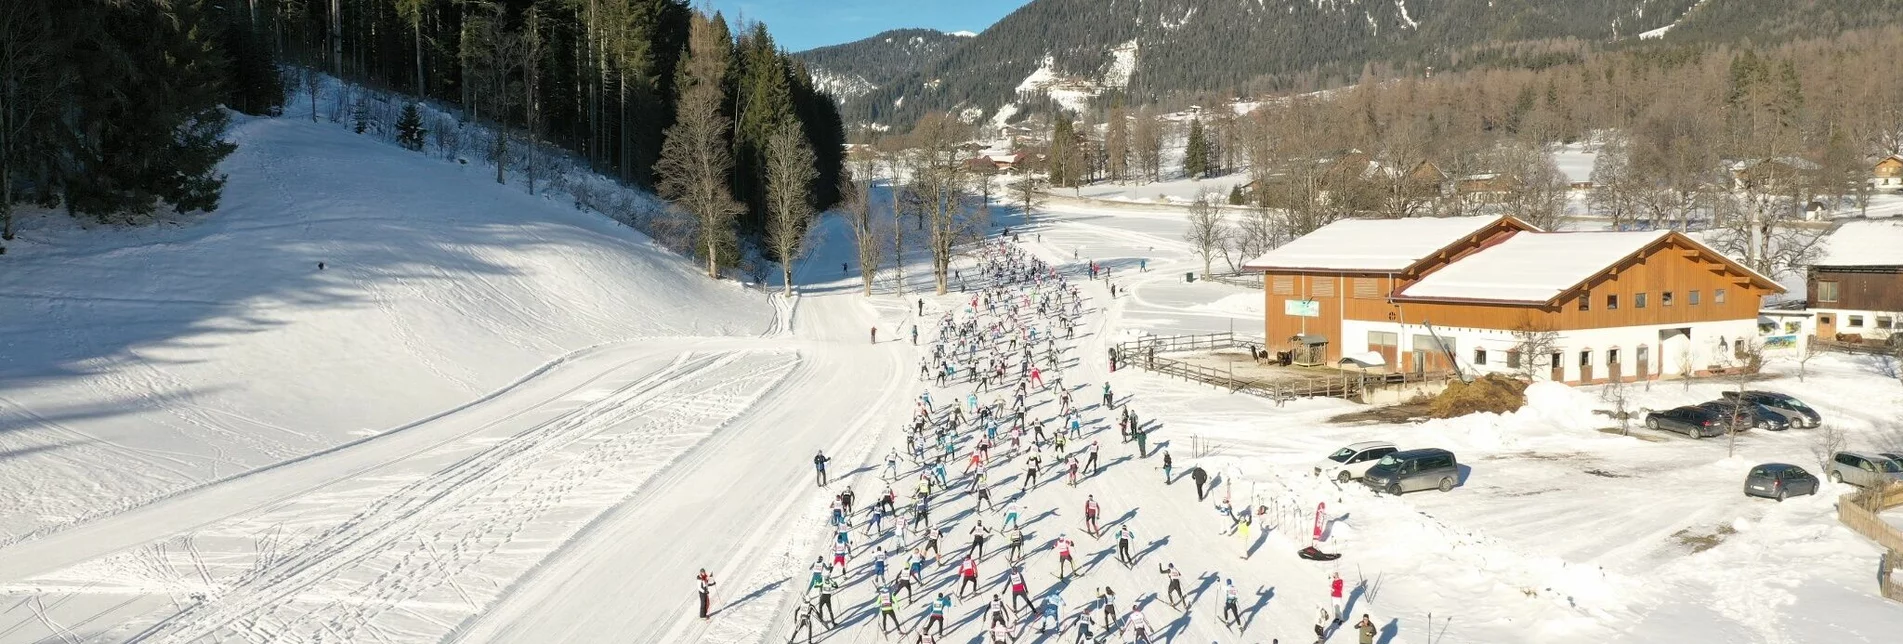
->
[1743,463,1818,501]
[1643,406,1728,439]
[1719,391,1821,428]
[1697,400,1789,431]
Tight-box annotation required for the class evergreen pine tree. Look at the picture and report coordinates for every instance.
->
[1184,118,1209,179]
[396,103,428,151]
[353,99,371,134]
[1227,184,1244,205]
[1050,115,1077,188]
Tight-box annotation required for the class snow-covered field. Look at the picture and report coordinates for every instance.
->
[1,105,1901,644]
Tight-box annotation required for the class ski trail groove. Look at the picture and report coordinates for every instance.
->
[121,351,752,643]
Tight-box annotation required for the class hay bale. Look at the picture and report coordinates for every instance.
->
[1427,374,1529,418]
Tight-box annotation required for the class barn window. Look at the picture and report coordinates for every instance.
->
[1714,288,1727,304]
[1879,316,1895,330]
[1271,275,1295,295]
[1605,294,1619,310]
[1353,277,1381,299]
[1607,348,1621,364]
[1579,350,1592,367]
[1689,290,1702,305]
[1818,281,1840,303]
[1637,292,1649,309]
[1507,350,1522,368]
[1661,291,1674,307]
[1578,293,1590,311]
[1312,278,1336,297]
[1473,349,1487,365]
[1848,315,1864,328]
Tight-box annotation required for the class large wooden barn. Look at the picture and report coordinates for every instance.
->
[1240,216,1784,384]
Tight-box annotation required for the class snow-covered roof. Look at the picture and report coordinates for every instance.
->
[1816,220,1903,267]
[1242,216,1510,273]
[1398,231,1670,303]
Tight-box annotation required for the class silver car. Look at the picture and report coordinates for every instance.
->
[1828,452,1903,488]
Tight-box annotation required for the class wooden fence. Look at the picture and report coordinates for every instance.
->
[1815,337,1900,357]
[1836,483,1903,602]
[1201,272,1263,289]
[1114,332,1453,403]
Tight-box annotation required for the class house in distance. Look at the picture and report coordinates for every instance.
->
[1807,219,1903,344]
[1241,216,1784,384]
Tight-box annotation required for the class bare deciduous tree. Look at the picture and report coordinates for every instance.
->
[1509,319,1561,382]
[1811,422,1847,480]
[845,154,885,297]
[765,123,817,296]
[1184,194,1227,277]
[656,15,742,278]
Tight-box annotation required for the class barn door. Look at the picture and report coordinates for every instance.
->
[1817,314,1836,341]
[1636,345,1651,380]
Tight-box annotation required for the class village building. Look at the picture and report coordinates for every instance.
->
[1874,154,1903,187]
[1241,215,1784,384]
[1807,219,1903,343]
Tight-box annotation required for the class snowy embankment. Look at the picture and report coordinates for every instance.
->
[0,113,770,544]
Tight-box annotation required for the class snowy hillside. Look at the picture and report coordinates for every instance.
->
[0,115,770,543]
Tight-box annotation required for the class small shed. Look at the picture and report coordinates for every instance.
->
[1290,334,1330,367]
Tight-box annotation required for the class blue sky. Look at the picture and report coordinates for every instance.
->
[703,0,1034,51]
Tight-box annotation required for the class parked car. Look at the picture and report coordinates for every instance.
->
[1719,390,1821,428]
[1643,406,1729,439]
[1361,448,1460,495]
[1317,441,1399,484]
[1828,452,1903,488]
[1882,453,1903,467]
[1696,400,1789,431]
[1743,463,1819,501]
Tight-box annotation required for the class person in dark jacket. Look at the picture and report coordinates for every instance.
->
[1190,466,1209,500]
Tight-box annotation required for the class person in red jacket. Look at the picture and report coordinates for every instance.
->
[1330,571,1345,625]
[958,555,981,597]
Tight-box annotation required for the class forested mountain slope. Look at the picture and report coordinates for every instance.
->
[813,0,1903,126]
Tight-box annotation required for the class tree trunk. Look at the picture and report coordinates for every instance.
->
[783,265,793,296]
[413,16,424,99]
[329,0,342,77]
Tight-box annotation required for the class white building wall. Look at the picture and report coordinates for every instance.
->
[1343,318,1763,382]
[1811,307,1902,340]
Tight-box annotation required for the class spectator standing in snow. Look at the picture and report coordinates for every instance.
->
[813,450,830,487]
[1357,614,1377,644]
[1330,571,1345,624]
[696,569,717,619]
[1190,466,1209,500]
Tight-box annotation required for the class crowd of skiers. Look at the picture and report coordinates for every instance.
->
[708,239,1380,644]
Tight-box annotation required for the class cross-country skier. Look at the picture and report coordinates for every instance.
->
[1055,533,1077,577]
[1002,502,1021,528]
[815,576,840,626]
[1021,455,1041,491]
[873,547,890,584]
[1037,591,1065,634]
[789,599,819,644]
[1161,450,1173,483]
[1122,605,1151,643]
[813,450,831,487]
[958,556,981,597]
[1085,441,1100,475]
[969,521,993,558]
[1066,456,1080,486]
[807,556,827,593]
[1160,563,1185,608]
[1006,526,1026,562]
[1083,495,1101,536]
[985,593,1009,627]
[1221,579,1242,627]
[1115,525,1135,565]
[697,569,717,619]
[1008,567,1036,613]
[877,585,902,634]
[831,538,850,575]
[920,592,952,637]
[1102,383,1113,409]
